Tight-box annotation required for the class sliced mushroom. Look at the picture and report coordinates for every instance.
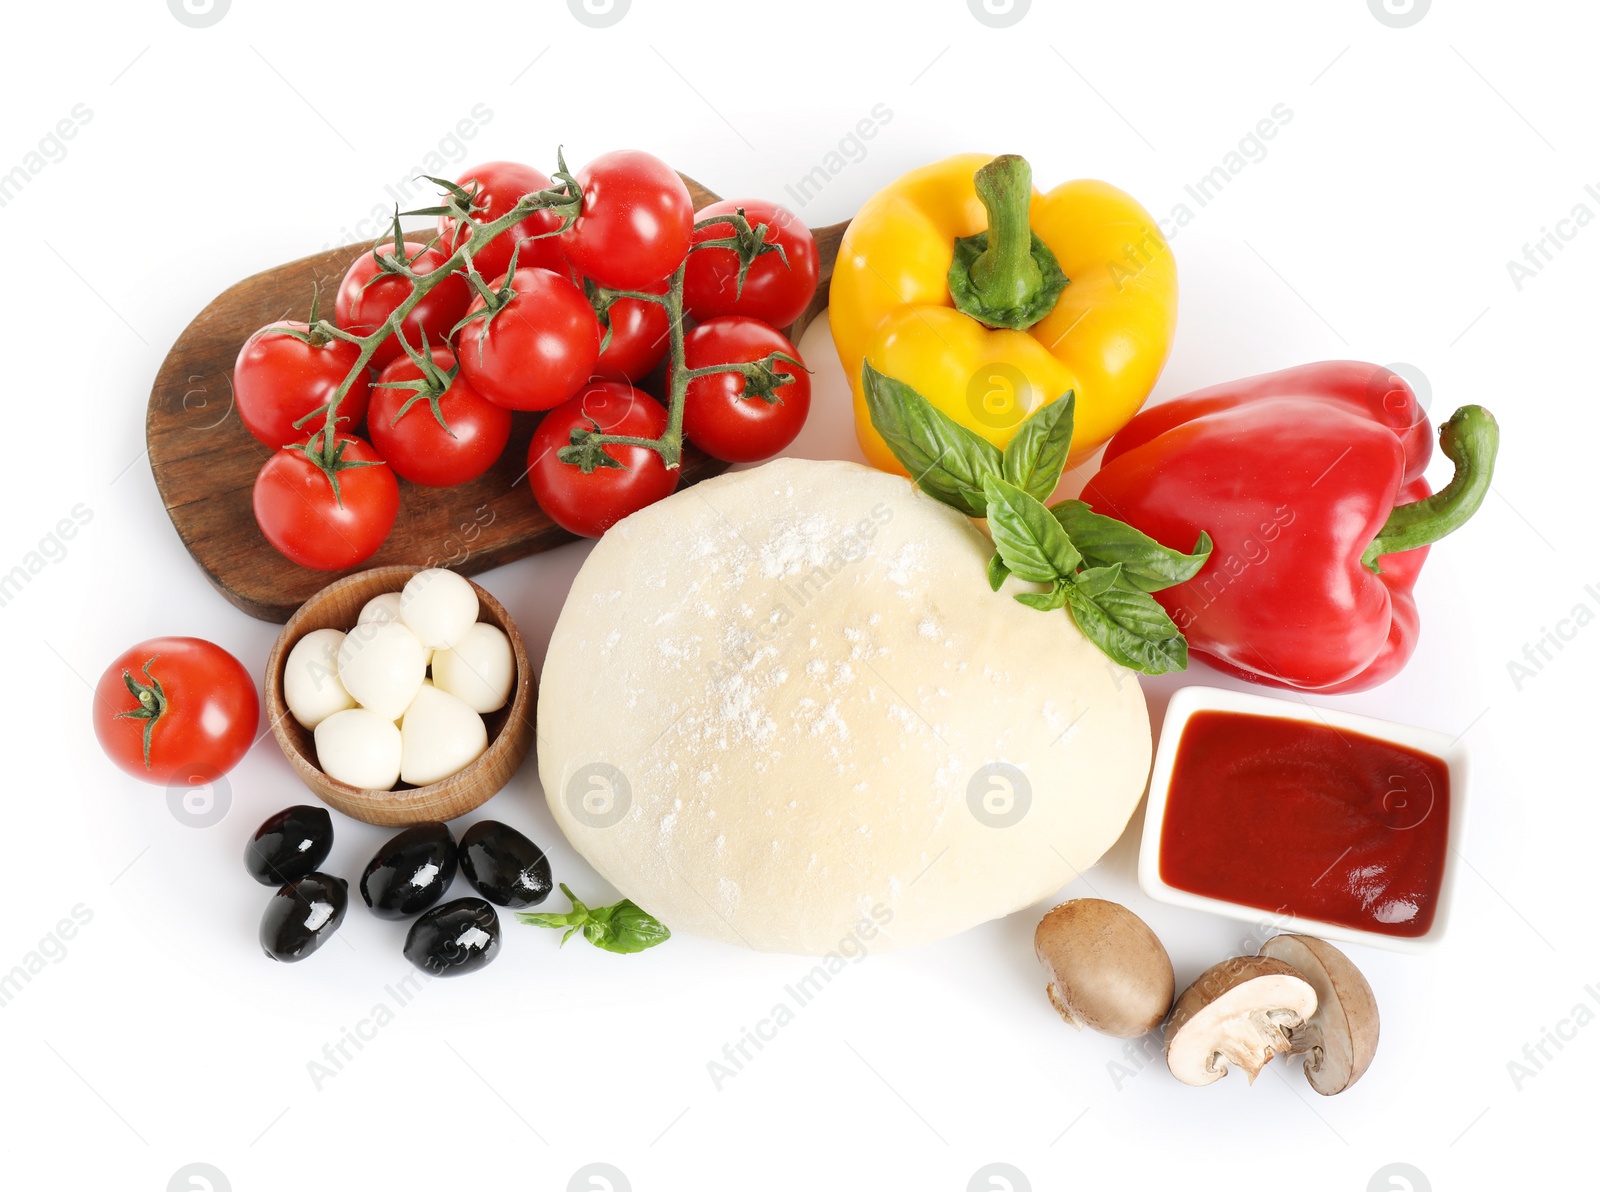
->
[1033,899,1175,1039]
[1165,956,1317,1086]
[1259,934,1380,1095]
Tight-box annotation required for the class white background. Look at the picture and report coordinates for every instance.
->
[1,1,1593,1189]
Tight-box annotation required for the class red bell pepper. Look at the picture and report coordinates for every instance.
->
[1081,361,1498,693]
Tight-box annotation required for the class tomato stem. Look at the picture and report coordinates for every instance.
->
[308,158,587,494]
[573,209,805,471]
[115,657,168,770]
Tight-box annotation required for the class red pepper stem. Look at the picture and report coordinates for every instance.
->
[967,155,1043,311]
[1362,405,1499,572]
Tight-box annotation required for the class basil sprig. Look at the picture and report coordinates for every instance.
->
[517,884,671,955]
[862,362,1211,676]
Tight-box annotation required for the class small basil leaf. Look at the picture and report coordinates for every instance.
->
[862,362,1001,518]
[591,901,672,954]
[1062,583,1189,675]
[983,475,1082,583]
[1051,500,1213,593]
[1002,391,1075,501]
[987,552,1011,592]
[1071,563,1124,599]
[1015,584,1069,612]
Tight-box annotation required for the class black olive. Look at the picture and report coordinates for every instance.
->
[458,820,553,909]
[360,823,457,919]
[245,805,334,886]
[404,897,500,977]
[261,873,348,962]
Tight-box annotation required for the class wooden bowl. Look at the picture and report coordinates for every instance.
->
[264,565,534,826]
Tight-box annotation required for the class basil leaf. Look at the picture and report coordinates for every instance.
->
[987,552,1011,592]
[1002,391,1075,501]
[1063,583,1189,675]
[1051,500,1213,593]
[1071,563,1124,599]
[983,475,1081,583]
[517,885,670,954]
[1015,584,1069,612]
[587,901,672,955]
[862,362,1002,518]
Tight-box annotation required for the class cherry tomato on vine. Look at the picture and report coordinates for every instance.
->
[684,199,820,329]
[456,267,601,411]
[680,317,811,463]
[93,637,259,786]
[335,241,471,369]
[368,347,511,488]
[561,151,693,290]
[233,322,371,449]
[527,381,679,538]
[439,161,566,283]
[253,435,400,570]
[583,274,671,383]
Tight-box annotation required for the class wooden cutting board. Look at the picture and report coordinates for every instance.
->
[146,175,845,622]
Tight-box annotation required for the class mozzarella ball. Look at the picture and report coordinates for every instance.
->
[337,621,428,720]
[359,593,432,667]
[283,628,356,729]
[400,684,488,786]
[400,569,479,650]
[358,592,405,626]
[314,708,402,790]
[430,623,515,713]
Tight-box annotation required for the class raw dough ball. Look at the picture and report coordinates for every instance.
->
[539,458,1152,955]
[431,623,515,713]
[283,628,356,729]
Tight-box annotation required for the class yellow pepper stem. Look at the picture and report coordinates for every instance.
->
[947,155,1069,331]
[969,155,1043,309]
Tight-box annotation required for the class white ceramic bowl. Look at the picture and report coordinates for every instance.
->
[1137,685,1468,955]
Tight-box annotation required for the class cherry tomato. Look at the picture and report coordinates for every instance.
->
[561,151,693,290]
[680,317,811,463]
[253,435,400,570]
[584,275,671,383]
[684,199,820,329]
[527,381,679,537]
[456,267,601,411]
[368,348,511,488]
[233,322,371,449]
[439,161,566,283]
[93,637,259,786]
[335,241,471,369]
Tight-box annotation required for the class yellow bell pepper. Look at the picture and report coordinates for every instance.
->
[830,152,1177,474]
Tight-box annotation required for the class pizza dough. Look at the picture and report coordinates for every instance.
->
[539,458,1152,954]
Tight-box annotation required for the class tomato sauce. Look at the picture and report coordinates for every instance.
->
[1158,711,1451,938]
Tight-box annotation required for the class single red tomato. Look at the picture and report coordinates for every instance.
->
[233,322,371,449]
[93,637,259,786]
[438,160,566,283]
[335,241,471,368]
[456,267,601,411]
[684,199,820,329]
[368,347,511,487]
[560,150,693,290]
[583,274,670,382]
[527,381,679,537]
[253,435,400,570]
[680,317,810,463]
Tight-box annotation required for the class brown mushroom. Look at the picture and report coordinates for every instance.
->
[1165,955,1317,1086]
[1033,899,1175,1039]
[1259,934,1380,1095]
